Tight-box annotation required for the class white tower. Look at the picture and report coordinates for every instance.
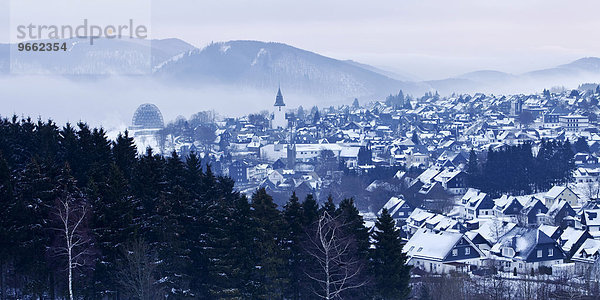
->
[272,87,287,128]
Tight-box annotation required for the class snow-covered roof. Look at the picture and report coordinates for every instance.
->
[474,219,517,244]
[404,228,468,261]
[559,227,587,252]
[583,209,600,226]
[545,186,568,199]
[380,196,409,218]
[538,225,560,240]
[573,239,600,262]
[490,227,557,261]
[407,208,435,223]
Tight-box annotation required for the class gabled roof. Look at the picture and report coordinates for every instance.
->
[572,238,600,262]
[404,229,480,262]
[545,186,578,200]
[538,225,560,240]
[380,196,413,218]
[559,227,588,252]
[491,227,559,261]
[461,188,491,209]
[521,197,547,215]
[547,200,574,219]
[494,196,523,213]
[406,208,435,223]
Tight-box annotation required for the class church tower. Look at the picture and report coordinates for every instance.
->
[272,87,287,128]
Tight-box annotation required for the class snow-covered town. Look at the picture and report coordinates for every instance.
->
[6,1,600,298]
[123,84,600,288]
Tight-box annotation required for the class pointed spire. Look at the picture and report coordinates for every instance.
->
[274,86,285,107]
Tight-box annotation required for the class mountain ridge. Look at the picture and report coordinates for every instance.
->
[1,37,599,99]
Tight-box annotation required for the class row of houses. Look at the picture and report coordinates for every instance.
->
[381,184,600,277]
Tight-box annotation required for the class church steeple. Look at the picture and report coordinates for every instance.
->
[274,87,285,107]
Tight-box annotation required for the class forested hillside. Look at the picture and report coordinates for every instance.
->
[0,116,409,299]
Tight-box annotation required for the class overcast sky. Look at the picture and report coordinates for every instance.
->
[4,0,600,79]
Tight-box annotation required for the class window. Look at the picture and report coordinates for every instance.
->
[549,249,553,256]
[452,249,458,256]
[417,247,423,252]
[537,250,543,258]
[465,247,470,255]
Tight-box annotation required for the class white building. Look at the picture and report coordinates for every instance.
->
[272,88,287,129]
[559,115,589,133]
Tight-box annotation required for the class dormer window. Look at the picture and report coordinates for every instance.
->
[502,247,515,257]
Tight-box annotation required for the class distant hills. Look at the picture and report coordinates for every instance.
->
[1,38,599,101]
[153,40,428,100]
[429,57,600,95]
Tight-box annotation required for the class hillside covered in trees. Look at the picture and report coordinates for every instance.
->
[467,141,576,197]
[0,116,409,299]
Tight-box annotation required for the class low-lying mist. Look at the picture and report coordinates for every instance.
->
[0,75,323,136]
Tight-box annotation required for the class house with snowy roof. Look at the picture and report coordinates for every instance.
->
[557,227,591,259]
[432,168,468,195]
[424,214,466,233]
[460,188,495,220]
[545,200,576,227]
[571,239,600,278]
[538,225,562,240]
[379,196,415,222]
[582,209,600,237]
[403,228,484,274]
[573,167,600,185]
[544,186,579,208]
[404,208,436,236]
[473,219,517,245]
[519,196,548,226]
[489,227,565,274]
[465,231,493,252]
[493,195,524,219]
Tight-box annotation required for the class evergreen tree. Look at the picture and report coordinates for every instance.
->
[112,130,138,180]
[13,159,55,296]
[89,163,136,297]
[227,194,257,298]
[313,109,321,125]
[303,194,319,228]
[0,152,14,298]
[371,209,411,300]
[321,194,337,215]
[574,136,590,153]
[337,198,370,259]
[543,89,551,99]
[467,149,479,188]
[336,198,371,298]
[250,188,287,298]
[283,192,305,300]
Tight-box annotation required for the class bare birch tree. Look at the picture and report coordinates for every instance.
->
[53,191,90,300]
[117,238,162,300]
[304,211,367,300]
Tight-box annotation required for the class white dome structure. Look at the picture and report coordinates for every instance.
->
[131,103,164,129]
